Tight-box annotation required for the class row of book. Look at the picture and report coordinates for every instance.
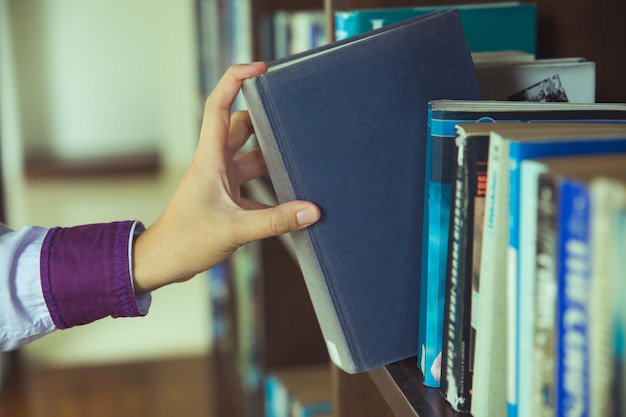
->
[420,102,626,417]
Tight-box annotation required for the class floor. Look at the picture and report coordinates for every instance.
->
[0,352,216,417]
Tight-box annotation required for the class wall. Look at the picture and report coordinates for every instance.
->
[8,0,201,171]
[1,0,215,366]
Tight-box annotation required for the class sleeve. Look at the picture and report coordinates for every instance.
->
[40,221,151,329]
[0,221,151,352]
[0,224,55,351]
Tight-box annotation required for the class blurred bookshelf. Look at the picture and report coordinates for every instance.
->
[199,1,626,416]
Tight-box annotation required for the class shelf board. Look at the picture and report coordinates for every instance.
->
[369,357,468,417]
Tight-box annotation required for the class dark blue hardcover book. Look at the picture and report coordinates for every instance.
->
[418,100,626,389]
[242,10,482,373]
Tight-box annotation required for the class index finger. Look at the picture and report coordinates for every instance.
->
[198,62,268,157]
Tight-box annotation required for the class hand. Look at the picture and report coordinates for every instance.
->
[131,62,321,293]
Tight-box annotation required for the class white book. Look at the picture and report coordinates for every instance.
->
[470,126,510,417]
[475,58,596,103]
[589,176,626,417]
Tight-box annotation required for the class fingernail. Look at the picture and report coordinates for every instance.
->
[296,207,319,227]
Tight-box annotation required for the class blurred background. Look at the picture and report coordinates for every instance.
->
[1,0,213,382]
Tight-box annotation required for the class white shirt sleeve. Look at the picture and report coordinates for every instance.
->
[0,224,56,351]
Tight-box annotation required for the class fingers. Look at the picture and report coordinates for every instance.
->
[234,148,267,184]
[227,111,255,157]
[237,201,321,243]
[198,62,268,159]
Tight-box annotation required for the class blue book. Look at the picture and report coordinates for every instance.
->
[418,101,626,390]
[488,123,626,417]
[242,11,482,373]
[554,176,592,417]
[335,2,536,54]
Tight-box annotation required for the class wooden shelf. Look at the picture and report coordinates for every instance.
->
[369,358,464,417]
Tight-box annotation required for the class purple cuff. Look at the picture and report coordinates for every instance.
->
[40,221,146,329]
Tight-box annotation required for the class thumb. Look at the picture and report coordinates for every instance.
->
[239,201,321,243]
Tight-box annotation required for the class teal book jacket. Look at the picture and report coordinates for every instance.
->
[335,2,537,54]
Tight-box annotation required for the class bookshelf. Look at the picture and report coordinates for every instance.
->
[205,1,626,416]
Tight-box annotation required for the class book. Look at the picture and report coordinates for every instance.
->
[418,100,626,396]
[439,129,489,412]
[265,364,332,417]
[475,58,596,102]
[587,176,625,417]
[553,174,592,417]
[218,0,253,110]
[231,242,263,398]
[611,185,626,417]
[522,155,626,417]
[480,123,626,417]
[242,10,483,373]
[335,2,536,55]
[471,50,535,65]
[269,10,327,60]
[533,165,559,417]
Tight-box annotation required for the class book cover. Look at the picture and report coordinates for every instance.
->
[335,2,536,55]
[475,58,596,102]
[487,123,626,417]
[439,130,489,412]
[418,100,626,393]
[242,10,482,373]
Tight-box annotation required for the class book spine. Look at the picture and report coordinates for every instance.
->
[589,179,623,417]
[507,143,524,417]
[441,136,468,411]
[555,178,591,417]
[472,133,509,417]
[418,111,458,387]
[612,208,626,417]
[441,133,488,412]
[468,139,489,389]
[418,115,434,384]
[518,160,550,417]
[533,173,559,417]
